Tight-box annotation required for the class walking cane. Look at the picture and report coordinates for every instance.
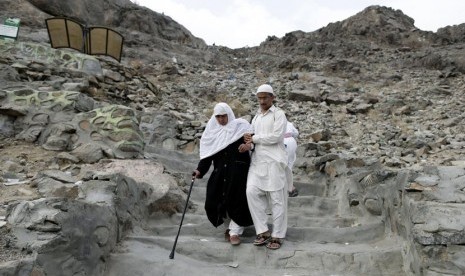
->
[169,175,196,259]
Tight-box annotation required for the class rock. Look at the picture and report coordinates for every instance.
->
[288,86,321,102]
[71,143,104,164]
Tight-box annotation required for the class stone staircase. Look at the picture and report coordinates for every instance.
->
[105,174,407,276]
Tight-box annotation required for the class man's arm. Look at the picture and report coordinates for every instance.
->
[253,109,287,145]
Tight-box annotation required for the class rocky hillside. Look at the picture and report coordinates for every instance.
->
[1,0,465,275]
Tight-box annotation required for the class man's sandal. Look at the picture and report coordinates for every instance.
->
[266,238,282,250]
[224,229,230,241]
[288,188,299,197]
[253,233,271,246]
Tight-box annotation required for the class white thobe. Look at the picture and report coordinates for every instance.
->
[246,105,291,238]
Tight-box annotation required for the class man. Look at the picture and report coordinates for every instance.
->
[284,121,299,197]
[244,84,291,250]
[193,102,253,246]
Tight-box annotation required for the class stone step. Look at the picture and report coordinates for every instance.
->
[293,180,326,196]
[286,220,386,243]
[149,213,207,226]
[113,235,405,275]
[287,214,357,228]
[157,212,358,229]
[147,218,385,243]
[188,188,338,216]
[147,222,254,238]
[190,192,338,212]
[188,184,207,202]
[287,195,339,215]
[189,180,325,199]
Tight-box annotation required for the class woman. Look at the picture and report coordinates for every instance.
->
[193,102,253,246]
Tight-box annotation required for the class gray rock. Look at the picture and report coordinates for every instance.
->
[71,143,104,164]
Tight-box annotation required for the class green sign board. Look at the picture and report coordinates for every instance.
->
[0,18,20,40]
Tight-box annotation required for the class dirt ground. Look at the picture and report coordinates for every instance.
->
[0,138,58,263]
[0,138,58,204]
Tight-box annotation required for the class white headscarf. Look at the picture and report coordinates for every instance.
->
[199,102,252,159]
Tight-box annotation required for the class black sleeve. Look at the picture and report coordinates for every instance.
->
[196,155,213,178]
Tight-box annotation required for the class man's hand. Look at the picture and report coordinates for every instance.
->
[244,133,253,144]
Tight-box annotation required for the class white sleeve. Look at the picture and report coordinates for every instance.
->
[287,122,299,138]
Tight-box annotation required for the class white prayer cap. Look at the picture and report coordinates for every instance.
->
[255,84,274,95]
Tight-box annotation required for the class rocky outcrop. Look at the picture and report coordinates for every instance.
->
[318,5,434,45]
[437,23,465,43]
[25,0,206,48]
[0,86,145,160]
[0,158,184,276]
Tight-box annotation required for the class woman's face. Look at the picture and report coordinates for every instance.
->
[215,114,228,126]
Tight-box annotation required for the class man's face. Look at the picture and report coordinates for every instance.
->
[256,92,274,111]
[215,114,228,126]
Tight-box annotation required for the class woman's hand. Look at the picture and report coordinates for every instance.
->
[238,143,253,153]
[192,169,201,178]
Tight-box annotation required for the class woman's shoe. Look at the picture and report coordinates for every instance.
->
[230,235,241,245]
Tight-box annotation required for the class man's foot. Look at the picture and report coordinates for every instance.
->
[266,238,282,250]
[253,232,271,246]
[230,235,241,245]
[289,188,299,197]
